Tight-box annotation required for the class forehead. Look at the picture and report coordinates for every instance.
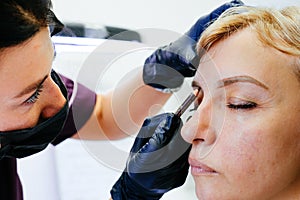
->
[195,29,298,89]
[0,28,52,64]
[0,29,53,98]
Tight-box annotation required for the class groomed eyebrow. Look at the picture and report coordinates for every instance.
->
[217,75,269,90]
[14,75,48,98]
[191,75,269,90]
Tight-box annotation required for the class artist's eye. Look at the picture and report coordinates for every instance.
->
[24,86,44,105]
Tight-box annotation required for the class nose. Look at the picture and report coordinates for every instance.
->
[40,79,66,119]
[181,97,217,145]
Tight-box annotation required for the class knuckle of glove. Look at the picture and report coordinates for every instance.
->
[143,40,197,89]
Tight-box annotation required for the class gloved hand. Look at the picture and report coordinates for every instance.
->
[110,113,191,200]
[143,0,244,92]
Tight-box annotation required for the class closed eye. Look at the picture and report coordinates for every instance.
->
[227,101,257,110]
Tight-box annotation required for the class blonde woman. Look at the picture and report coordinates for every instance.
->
[181,6,300,199]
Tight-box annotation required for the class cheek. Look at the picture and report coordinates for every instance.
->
[218,122,300,196]
[220,128,262,173]
[0,105,42,131]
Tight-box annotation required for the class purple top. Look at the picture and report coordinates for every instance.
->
[0,72,96,200]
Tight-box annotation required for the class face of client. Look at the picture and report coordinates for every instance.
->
[181,28,300,199]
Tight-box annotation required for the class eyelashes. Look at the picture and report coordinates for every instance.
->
[227,102,257,110]
[187,99,257,113]
[185,99,257,123]
[24,85,44,105]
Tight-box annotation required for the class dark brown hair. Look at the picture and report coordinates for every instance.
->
[0,0,64,49]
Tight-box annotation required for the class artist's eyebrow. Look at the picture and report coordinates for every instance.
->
[217,75,269,90]
[14,75,48,98]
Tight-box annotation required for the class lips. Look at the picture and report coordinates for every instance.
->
[189,158,217,175]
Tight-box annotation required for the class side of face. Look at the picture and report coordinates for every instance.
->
[0,28,66,131]
[181,28,300,199]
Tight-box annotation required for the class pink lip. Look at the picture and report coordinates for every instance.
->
[189,158,217,176]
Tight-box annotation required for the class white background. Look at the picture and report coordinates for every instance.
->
[18,1,299,200]
[52,0,299,43]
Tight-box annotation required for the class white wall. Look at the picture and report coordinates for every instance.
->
[52,0,299,44]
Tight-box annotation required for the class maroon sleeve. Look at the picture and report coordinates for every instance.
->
[0,158,23,200]
[52,74,96,145]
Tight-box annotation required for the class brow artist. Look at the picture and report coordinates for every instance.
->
[0,0,242,199]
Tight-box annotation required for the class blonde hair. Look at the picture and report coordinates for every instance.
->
[197,6,300,79]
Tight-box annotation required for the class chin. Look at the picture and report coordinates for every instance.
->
[193,178,217,200]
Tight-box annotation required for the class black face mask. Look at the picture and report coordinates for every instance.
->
[0,71,69,159]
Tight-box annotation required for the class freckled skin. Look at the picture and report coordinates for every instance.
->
[181,29,300,199]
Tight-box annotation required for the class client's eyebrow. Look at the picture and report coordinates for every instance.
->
[217,75,269,90]
[15,75,48,98]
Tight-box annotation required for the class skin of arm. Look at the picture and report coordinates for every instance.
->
[72,68,171,140]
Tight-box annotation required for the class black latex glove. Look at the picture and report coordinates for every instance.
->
[143,0,244,92]
[110,113,191,200]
